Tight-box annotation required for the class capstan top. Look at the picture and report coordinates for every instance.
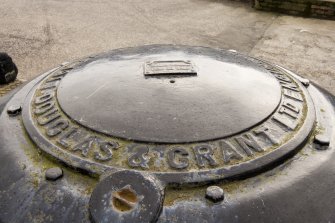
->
[2,45,335,223]
[57,46,281,143]
[22,45,314,184]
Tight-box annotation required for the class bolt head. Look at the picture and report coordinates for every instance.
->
[206,186,224,203]
[301,78,310,87]
[45,167,63,181]
[7,105,22,116]
[314,135,330,150]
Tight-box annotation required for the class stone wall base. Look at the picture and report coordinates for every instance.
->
[251,0,335,19]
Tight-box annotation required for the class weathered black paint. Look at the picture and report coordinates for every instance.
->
[0,45,334,223]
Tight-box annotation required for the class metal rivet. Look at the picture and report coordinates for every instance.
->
[45,167,63,181]
[314,135,330,150]
[301,78,310,87]
[206,186,224,203]
[7,105,22,116]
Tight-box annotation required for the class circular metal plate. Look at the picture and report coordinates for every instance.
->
[22,45,315,184]
[57,53,281,143]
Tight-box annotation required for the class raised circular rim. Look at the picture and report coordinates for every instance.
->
[21,45,316,185]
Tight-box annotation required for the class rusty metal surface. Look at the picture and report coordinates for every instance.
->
[0,45,334,223]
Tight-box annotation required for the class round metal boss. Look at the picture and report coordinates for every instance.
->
[89,170,164,223]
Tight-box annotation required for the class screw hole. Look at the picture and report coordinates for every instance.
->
[170,80,175,83]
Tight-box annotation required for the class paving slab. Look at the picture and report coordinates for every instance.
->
[250,15,335,94]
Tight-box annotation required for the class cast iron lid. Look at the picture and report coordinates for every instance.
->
[3,45,335,223]
[22,45,315,184]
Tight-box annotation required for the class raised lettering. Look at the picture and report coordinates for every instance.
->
[34,101,55,115]
[46,119,69,137]
[94,140,119,162]
[279,107,299,119]
[39,81,58,90]
[193,144,217,167]
[235,133,263,156]
[254,126,279,144]
[283,101,300,113]
[219,140,243,164]
[273,73,291,83]
[57,127,79,148]
[128,145,149,169]
[73,136,96,157]
[37,108,61,125]
[266,67,282,74]
[167,147,189,169]
[280,81,299,92]
[35,92,54,105]
[46,71,67,83]
[283,89,303,102]
[273,114,297,130]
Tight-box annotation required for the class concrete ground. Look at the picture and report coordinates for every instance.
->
[0,0,334,94]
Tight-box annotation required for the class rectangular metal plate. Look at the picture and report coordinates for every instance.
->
[144,60,197,76]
